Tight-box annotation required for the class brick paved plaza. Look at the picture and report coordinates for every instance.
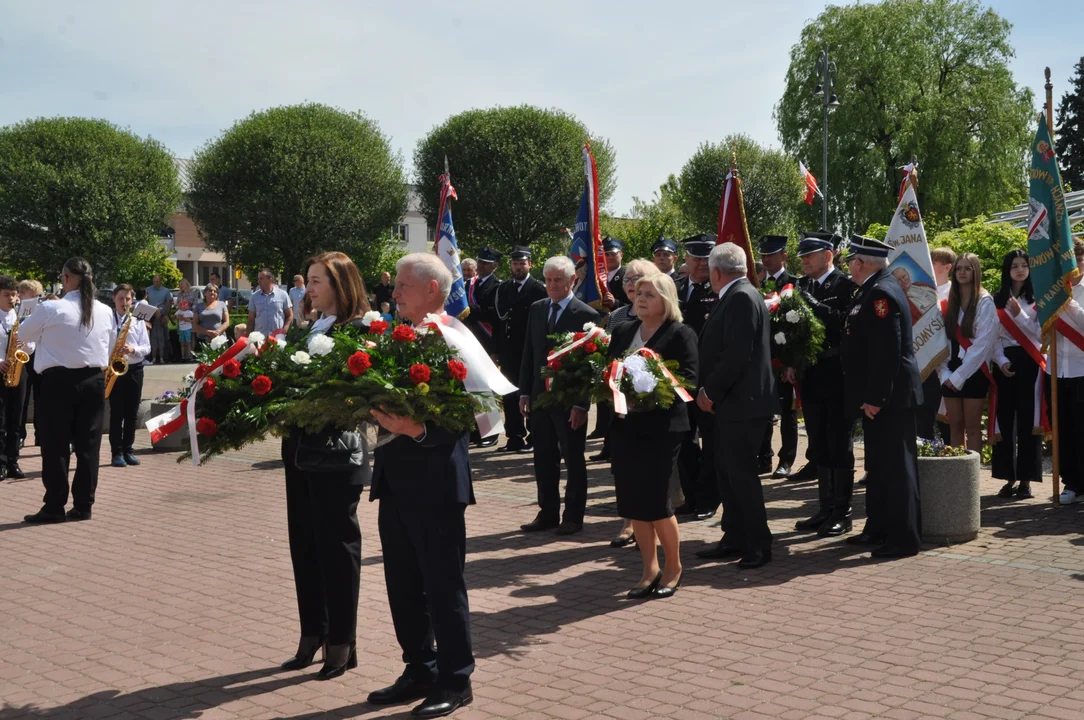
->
[3,403,1084,719]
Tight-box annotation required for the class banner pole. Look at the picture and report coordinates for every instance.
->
[1045,68,1061,508]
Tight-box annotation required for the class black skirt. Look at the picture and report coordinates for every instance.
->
[611,417,682,522]
[942,339,990,399]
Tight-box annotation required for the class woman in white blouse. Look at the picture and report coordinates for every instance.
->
[939,252,996,452]
[991,250,1044,499]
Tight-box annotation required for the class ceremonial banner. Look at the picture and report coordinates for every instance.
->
[434,169,469,319]
[571,143,607,308]
[883,172,949,381]
[1027,117,1079,333]
[798,161,821,206]
[716,166,760,287]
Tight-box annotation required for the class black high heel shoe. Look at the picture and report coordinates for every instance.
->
[626,572,662,599]
[653,573,682,599]
[316,642,357,680]
[280,634,326,671]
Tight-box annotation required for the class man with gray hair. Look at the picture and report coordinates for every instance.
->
[518,255,601,536]
[695,242,775,569]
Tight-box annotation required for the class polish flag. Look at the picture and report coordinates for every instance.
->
[798,161,821,205]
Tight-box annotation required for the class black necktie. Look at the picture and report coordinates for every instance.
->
[547,301,560,333]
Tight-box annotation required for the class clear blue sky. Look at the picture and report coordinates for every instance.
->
[0,0,1080,215]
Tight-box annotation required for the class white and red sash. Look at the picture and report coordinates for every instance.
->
[939,298,997,443]
[995,306,1050,439]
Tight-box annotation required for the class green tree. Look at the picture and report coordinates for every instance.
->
[1056,57,1084,190]
[113,241,183,290]
[775,0,1034,233]
[186,103,407,281]
[413,105,616,257]
[675,135,805,244]
[0,117,180,283]
[600,176,696,262]
[931,217,1026,293]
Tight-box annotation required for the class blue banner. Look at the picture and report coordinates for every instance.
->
[435,205,469,318]
[571,183,601,306]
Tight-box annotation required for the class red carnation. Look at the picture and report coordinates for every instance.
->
[368,319,389,335]
[392,324,416,342]
[348,351,372,376]
[202,378,217,399]
[222,359,241,379]
[548,358,563,372]
[572,332,586,341]
[447,359,468,382]
[599,336,610,345]
[251,375,272,396]
[195,364,211,381]
[196,417,218,437]
[409,363,431,385]
[583,342,599,354]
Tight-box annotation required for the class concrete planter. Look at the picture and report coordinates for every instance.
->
[918,450,981,544]
[149,402,188,452]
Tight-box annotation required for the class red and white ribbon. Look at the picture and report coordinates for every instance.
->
[608,347,693,418]
[763,283,795,313]
[546,326,607,363]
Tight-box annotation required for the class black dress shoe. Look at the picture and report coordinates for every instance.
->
[123,452,141,466]
[694,508,717,521]
[516,443,534,454]
[316,642,356,680]
[368,672,434,706]
[589,449,611,461]
[787,463,816,482]
[24,509,66,524]
[65,508,92,521]
[653,573,682,599]
[817,517,852,537]
[609,533,636,548]
[280,634,326,670]
[757,460,773,475]
[502,438,525,452]
[520,513,559,532]
[696,543,744,560]
[857,474,868,486]
[770,462,792,479]
[587,429,607,440]
[673,503,696,516]
[476,436,498,448]
[555,520,583,536]
[626,572,662,599]
[8,463,26,479]
[795,510,831,531]
[845,532,883,546]
[737,549,772,569]
[870,544,919,559]
[411,684,473,718]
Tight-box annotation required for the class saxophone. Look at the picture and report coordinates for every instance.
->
[104,310,133,398]
[4,309,30,388]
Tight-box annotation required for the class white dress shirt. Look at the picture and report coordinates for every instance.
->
[548,293,575,325]
[993,300,1041,369]
[0,307,36,357]
[110,310,151,365]
[938,293,996,388]
[18,291,112,371]
[1050,281,1084,379]
[937,281,951,302]
[717,277,743,300]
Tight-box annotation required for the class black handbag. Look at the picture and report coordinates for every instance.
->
[294,428,370,476]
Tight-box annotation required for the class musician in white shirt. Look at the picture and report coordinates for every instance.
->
[107,284,151,469]
[18,257,112,524]
[0,275,35,481]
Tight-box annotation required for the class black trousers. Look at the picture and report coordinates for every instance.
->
[593,401,612,438]
[801,379,855,471]
[502,390,527,441]
[281,435,363,645]
[687,407,720,512]
[916,373,951,441]
[759,379,797,466]
[39,367,105,513]
[714,417,772,553]
[19,358,39,442]
[0,371,27,467]
[530,407,588,524]
[378,495,473,690]
[676,427,701,507]
[108,363,144,454]
[1046,374,1084,493]
[992,347,1042,483]
[861,408,921,549]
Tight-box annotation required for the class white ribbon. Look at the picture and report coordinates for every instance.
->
[185,341,261,466]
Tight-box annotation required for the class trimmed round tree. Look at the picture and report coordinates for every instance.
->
[0,117,181,283]
[186,103,408,281]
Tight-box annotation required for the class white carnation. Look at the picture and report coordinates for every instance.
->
[307,334,335,356]
[184,372,195,383]
[362,310,382,326]
[415,327,430,336]
[785,310,801,324]
[209,335,229,350]
[631,370,658,394]
[247,331,266,346]
[290,351,312,365]
[583,322,596,332]
[423,313,444,326]
[774,332,787,345]
[622,355,648,374]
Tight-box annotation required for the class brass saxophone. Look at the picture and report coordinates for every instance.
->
[104,310,133,399]
[4,309,30,388]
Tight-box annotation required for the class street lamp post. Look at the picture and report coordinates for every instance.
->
[813,47,840,232]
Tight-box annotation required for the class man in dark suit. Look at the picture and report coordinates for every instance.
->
[789,232,860,536]
[841,236,923,559]
[464,247,502,448]
[756,235,799,479]
[601,237,628,310]
[652,236,680,279]
[694,242,776,569]
[366,253,475,718]
[495,247,547,453]
[674,234,720,520]
[519,255,601,535]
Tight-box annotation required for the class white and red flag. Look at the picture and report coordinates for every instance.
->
[798,161,821,205]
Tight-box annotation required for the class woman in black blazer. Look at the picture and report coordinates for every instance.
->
[279,251,371,680]
[608,273,698,600]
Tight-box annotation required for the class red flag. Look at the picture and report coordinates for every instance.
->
[898,163,917,202]
[717,167,760,287]
[798,161,820,205]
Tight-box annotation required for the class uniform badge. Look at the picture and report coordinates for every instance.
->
[874,299,888,318]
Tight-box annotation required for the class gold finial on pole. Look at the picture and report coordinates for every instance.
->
[730,143,738,173]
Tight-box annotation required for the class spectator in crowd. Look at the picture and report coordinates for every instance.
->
[247,268,293,337]
[175,278,200,362]
[193,285,230,346]
[144,275,172,365]
[289,274,307,327]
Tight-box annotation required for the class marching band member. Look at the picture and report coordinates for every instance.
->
[107,284,151,468]
[0,275,34,481]
[16,279,43,449]
[19,257,112,523]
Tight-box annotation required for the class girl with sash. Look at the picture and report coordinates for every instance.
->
[991,250,1044,499]
[1053,240,1084,505]
[938,253,997,452]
